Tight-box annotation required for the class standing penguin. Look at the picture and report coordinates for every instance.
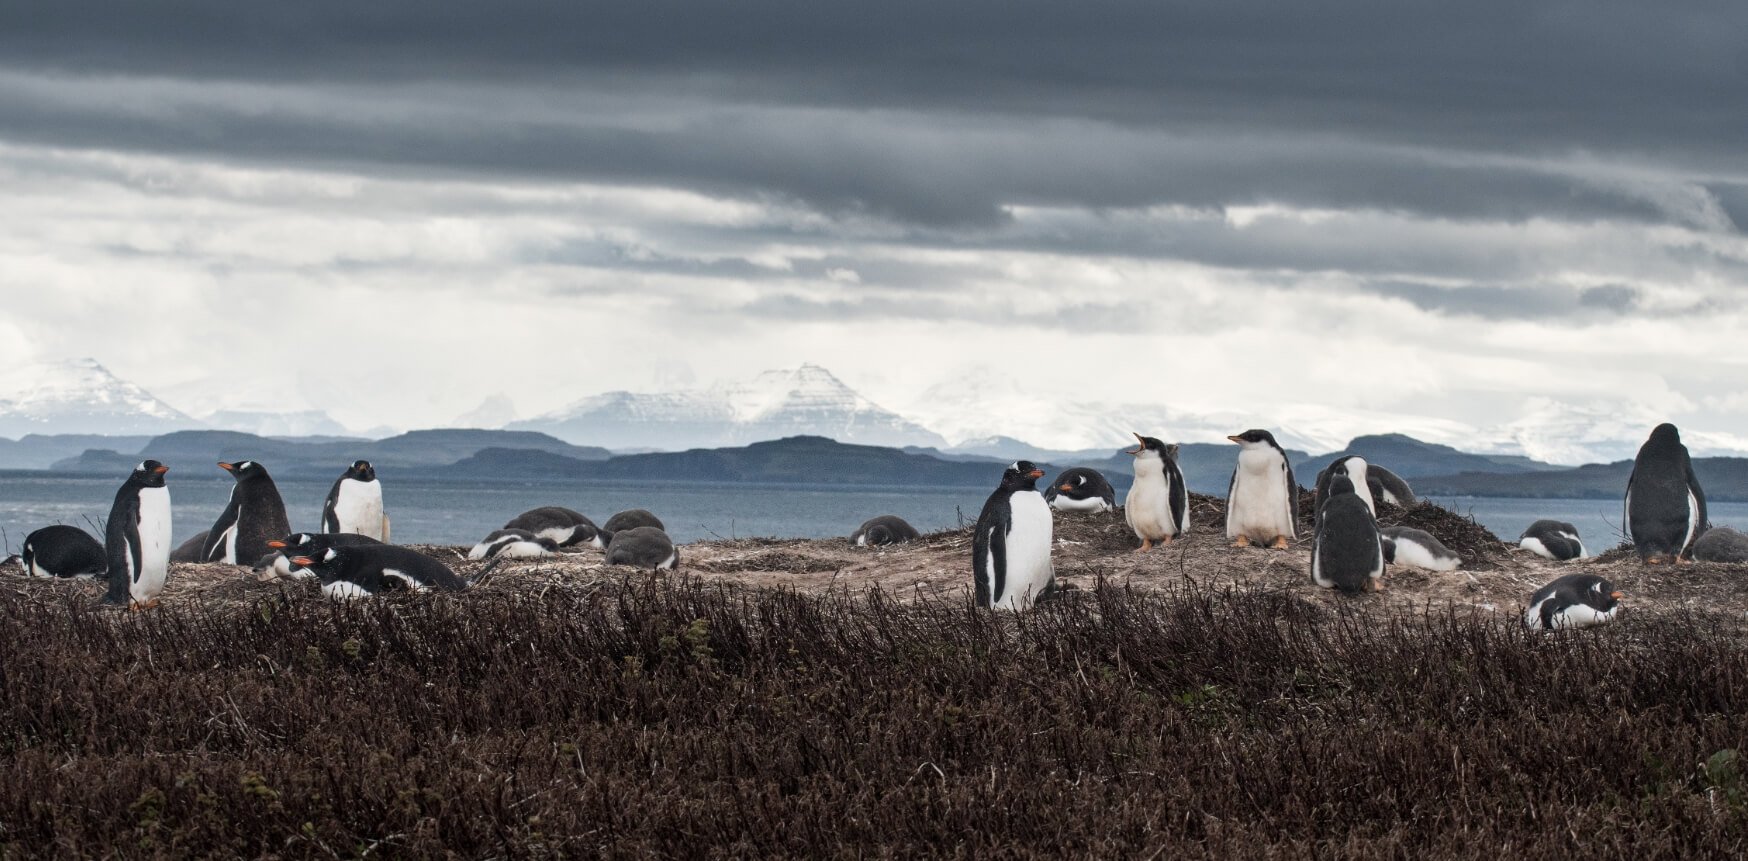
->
[201,461,292,565]
[13,525,108,578]
[972,461,1055,611]
[1044,467,1118,513]
[1225,429,1299,548]
[1624,423,1707,564]
[1524,573,1622,630]
[100,461,173,609]
[1124,433,1189,550]
[1312,474,1385,593]
[322,460,389,541]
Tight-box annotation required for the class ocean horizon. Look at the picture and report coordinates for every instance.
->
[0,471,1737,553]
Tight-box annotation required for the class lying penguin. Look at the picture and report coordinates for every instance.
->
[604,526,679,571]
[287,544,492,600]
[600,509,665,547]
[1311,474,1384,594]
[262,532,385,579]
[1044,467,1118,513]
[851,515,921,546]
[1693,527,1748,563]
[503,506,601,549]
[1524,573,1622,631]
[468,528,561,560]
[1378,526,1461,571]
[1518,520,1586,561]
[6,525,108,578]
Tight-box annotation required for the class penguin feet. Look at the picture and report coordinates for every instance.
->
[1369,578,1386,593]
[129,598,162,611]
[1134,539,1153,553]
[1645,555,1666,566]
[1269,536,1291,550]
[1232,535,1252,548]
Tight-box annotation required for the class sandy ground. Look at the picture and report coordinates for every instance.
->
[8,493,1747,626]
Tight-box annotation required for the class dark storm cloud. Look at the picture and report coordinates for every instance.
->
[0,1,1744,230]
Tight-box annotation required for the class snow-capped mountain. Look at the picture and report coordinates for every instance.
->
[0,358,200,438]
[452,394,519,430]
[202,409,352,438]
[1478,398,1748,465]
[512,364,948,450]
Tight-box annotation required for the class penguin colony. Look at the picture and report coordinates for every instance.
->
[0,422,1731,628]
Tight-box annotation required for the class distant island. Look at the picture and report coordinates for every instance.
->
[5,427,1744,501]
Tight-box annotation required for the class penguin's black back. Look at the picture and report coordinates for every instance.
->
[170,531,210,564]
[1315,493,1381,594]
[102,475,147,605]
[603,509,663,534]
[604,527,678,569]
[1521,520,1584,561]
[322,545,467,592]
[1043,468,1116,504]
[1626,424,1706,559]
[972,489,1016,607]
[853,515,921,546]
[504,506,599,545]
[1527,573,1620,630]
[21,525,107,577]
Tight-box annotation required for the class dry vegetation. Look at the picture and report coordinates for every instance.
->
[5,495,1748,857]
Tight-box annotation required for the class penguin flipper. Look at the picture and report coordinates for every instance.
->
[1223,468,1238,535]
[1286,462,1299,527]
[1686,461,1709,534]
[972,521,1007,608]
[203,498,241,561]
[1167,461,1189,534]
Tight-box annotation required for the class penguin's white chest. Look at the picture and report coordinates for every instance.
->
[1228,449,1294,540]
[135,486,172,600]
[994,491,1054,610]
[333,480,386,540]
[1125,462,1177,539]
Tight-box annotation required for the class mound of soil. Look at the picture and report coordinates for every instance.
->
[1379,501,1508,570]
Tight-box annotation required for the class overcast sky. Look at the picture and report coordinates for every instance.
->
[2,1,1746,454]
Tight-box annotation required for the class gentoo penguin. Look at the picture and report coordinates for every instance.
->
[972,461,1055,610]
[1044,467,1117,513]
[12,525,108,578]
[604,526,680,570]
[1124,433,1189,551]
[469,528,561,560]
[1693,527,1748,563]
[1625,423,1707,564]
[287,544,476,600]
[1312,475,1384,593]
[100,461,173,609]
[1518,520,1586,561]
[1378,526,1460,571]
[503,507,601,548]
[1313,456,1376,520]
[262,532,384,579]
[1524,573,1622,631]
[601,509,664,546]
[201,461,291,565]
[322,460,388,541]
[1225,429,1299,548]
[170,531,210,564]
[851,515,921,546]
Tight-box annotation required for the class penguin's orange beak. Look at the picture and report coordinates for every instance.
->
[1610,590,1625,600]
[1059,484,1075,492]
[152,465,169,475]
[291,557,315,567]
[1028,469,1045,479]
[267,540,286,549]
[1128,432,1145,456]
[1226,435,1243,443]
[217,462,236,473]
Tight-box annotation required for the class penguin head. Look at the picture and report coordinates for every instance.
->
[1647,423,1683,448]
[218,461,270,481]
[1227,429,1280,450]
[1330,455,1370,486]
[1001,460,1046,491]
[132,460,170,487]
[268,533,317,550]
[288,546,342,573]
[1325,474,1359,497]
[1589,578,1625,612]
[1127,433,1172,462]
[347,460,377,482]
[1057,472,1087,493]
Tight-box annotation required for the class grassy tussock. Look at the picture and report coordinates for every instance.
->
[2,578,1746,858]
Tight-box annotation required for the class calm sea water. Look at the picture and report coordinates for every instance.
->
[0,471,1741,552]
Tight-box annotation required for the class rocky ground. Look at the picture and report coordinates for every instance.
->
[10,493,1746,625]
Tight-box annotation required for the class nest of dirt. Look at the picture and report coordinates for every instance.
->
[1379,501,1509,570]
[692,549,849,575]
